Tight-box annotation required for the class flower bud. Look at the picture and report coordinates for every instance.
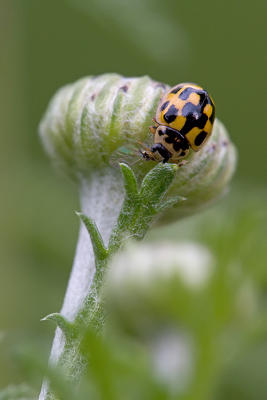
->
[39,74,167,178]
[40,73,236,220]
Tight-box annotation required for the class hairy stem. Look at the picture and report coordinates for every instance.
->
[39,167,124,400]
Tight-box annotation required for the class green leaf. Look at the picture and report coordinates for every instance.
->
[41,313,76,339]
[108,164,141,251]
[157,195,186,213]
[76,212,108,262]
[109,163,179,248]
[119,163,138,199]
[139,163,177,207]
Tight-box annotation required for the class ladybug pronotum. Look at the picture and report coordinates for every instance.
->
[141,83,216,164]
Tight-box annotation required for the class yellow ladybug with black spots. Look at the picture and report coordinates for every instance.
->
[141,83,215,163]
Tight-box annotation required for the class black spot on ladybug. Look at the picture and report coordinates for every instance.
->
[163,104,178,123]
[160,101,170,111]
[180,141,190,151]
[196,113,208,129]
[198,91,208,106]
[180,102,208,134]
[172,141,182,151]
[170,84,184,94]
[120,85,128,92]
[181,102,197,118]
[157,129,164,136]
[179,87,195,100]
[172,140,189,152]
[151,143,172,162]
[180,151,186,157]
[164,128,189,151]
[194,131,207,146]
[180,89,208,110]
[164,131,178,144]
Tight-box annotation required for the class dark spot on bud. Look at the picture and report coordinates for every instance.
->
[91,93,96,101]
[120,85,129,92]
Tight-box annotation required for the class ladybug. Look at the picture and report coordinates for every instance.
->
[141,83,215,163]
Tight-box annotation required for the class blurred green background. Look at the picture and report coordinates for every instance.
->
[0,0,266,396]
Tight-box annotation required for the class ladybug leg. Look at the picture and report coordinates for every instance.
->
[149,119,159,134]
[149,125,157,134]
[178,159,188,167]
[151,143,171,163]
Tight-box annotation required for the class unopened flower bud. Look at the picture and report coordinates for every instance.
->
[40,73,236,223]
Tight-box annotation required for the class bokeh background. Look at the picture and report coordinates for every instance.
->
[1,0,267,396]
